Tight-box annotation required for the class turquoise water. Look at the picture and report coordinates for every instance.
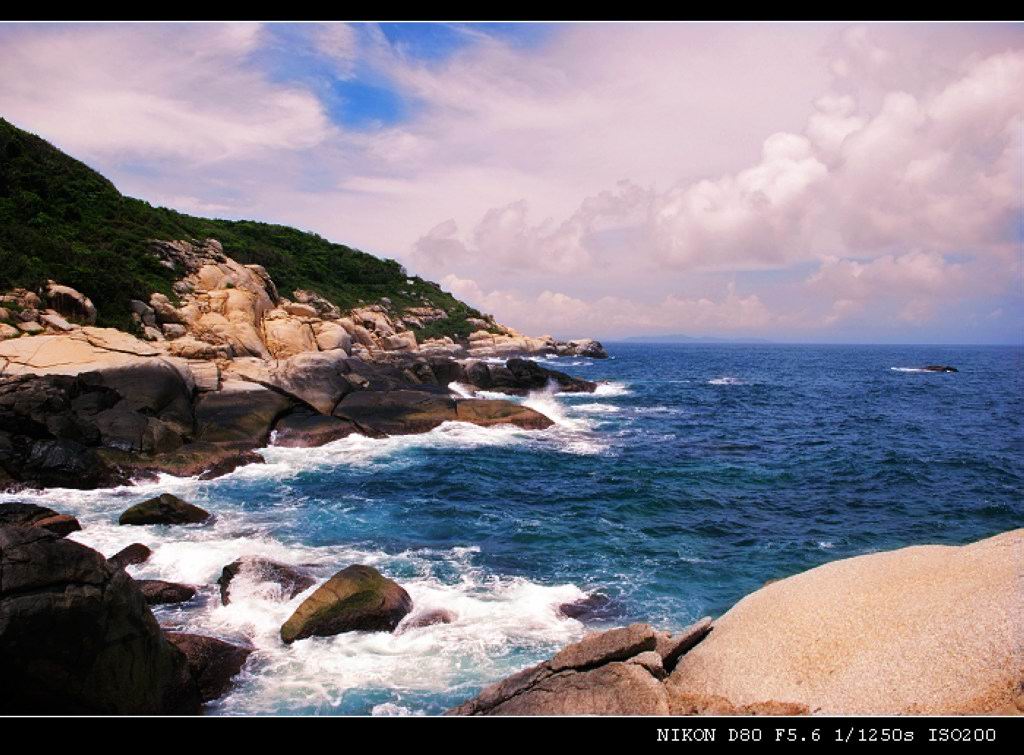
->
[6,343,1022,714]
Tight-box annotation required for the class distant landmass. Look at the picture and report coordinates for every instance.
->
[622,334,773,344]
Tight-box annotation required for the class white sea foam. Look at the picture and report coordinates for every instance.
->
[708,376,746,386]
[592,382,632,397]
[575,403,622,414]
[447,381,476,398]
[890,367,928,373]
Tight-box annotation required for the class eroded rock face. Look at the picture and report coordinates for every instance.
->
[217,557,316,606]
[0,526,199,714]
[0,501,81,537]
[667,530,1024,715]
[280,564,412,644]
[165,632,253,703]
[119,493,210,526]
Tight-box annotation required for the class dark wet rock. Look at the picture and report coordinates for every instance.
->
[217,557,316,606]
[334,389,552,435]
[280,564,413,644]
[271,406,361,447]
[119,493,210,526]
[165,632,253,703]
[457,358,597,396]
[558,591,624,621]
[924,365,958,373]
[194,382,294,445]
[654,617,713,672]
[108,542,152,569]
[398,608,457,632]
[0,525,199,714]
[0,501,81,537]
[136,579,197,605]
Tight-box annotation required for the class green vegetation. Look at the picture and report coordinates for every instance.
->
[0,117,489,337]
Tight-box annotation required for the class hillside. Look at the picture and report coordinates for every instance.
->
[0,117,487,337]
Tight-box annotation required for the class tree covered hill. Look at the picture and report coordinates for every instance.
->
[0,117,486,336]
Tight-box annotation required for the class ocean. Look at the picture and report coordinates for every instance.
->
[4,343,1022,715]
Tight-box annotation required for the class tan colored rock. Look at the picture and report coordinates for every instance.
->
[193,312,269,359]
[0,323,21,340]
[16,321,43,334]
[550,623,658,671]
[44,282,96,325]
[263,316,317,359]
[313,321,352,353]
[380,331,417,352]
[149,293,183,325]
[667,529,1024,715]
[164,336,227,360]
[39,312,75,332]
[283,302,317,318]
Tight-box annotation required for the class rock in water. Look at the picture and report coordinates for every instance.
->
[397,608,457,632]
[924,365,958,372]
[119,493,210,526]
[108,542,152,569]
[136,579,197,605]
[667,529,1024,714]
[448,623,670,715]
[558,591,624,621]
[217,557,316,605]
[0,526,199,714]
[280,564,413,644]
[165,632,253,703]
[0,502,81,537]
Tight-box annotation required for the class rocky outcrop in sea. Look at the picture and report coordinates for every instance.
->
[0,238,605,491]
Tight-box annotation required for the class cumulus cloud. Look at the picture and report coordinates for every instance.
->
[0,22,1018,341]
[0,23,333,164]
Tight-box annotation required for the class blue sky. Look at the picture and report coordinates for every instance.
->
[0,21,1021,343]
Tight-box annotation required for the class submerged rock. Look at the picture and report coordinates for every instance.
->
[165,632,253,703]
[217,557,316,606]
[136,579,197,605]
[0,501,81,537]
[558,592,624,621]
[397,608,457,632]
[923,365,958,372]
[0,526,199,714]
[667,529,1024,715]
[108,542,153,569]
[280,564,413,644]
[119,493,210,526]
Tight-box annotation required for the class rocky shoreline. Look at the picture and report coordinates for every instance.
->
[1,237,605,491]
[2,499,1019,714]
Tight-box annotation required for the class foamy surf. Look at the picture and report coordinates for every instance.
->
[708,376,746,385]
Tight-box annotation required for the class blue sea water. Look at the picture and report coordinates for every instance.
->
[5,343,1022,715]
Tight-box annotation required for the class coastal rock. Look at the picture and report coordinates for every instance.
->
[666,529,1024,715]
[217,557,316,606]
[0,526,199,714]
[655,617,713,672]
[136,579,197,605]
[194,379,294,444]
[560,339,607,358]
[224,351,354,416]
[334,390,553,435]
[165,632,253,703]
[280,564,413,644]
[458,358,597,395]
[397,608,457,632]
[558,591,623,621]
[271,406,361,447]
[924,365,958,373]
[108,542,153,569]
[550,623,658,671]
[0,501,81,537]
[119,493,210,526]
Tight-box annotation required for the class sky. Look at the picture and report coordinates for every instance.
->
[0,21,1021,343]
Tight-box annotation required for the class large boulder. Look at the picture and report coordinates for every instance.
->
[44,281,96,325]
[458,358,597,395]
[280,564,413,644]
[224,351,354,416]
[119,493,210,526]
[217,557,316,606]
[0,526,199,714]
[165,632,253,703]
[271,407,361,447]
[108,542,152,569]
[667,529,1024,715]
[334,390,553,435]
[193,380,294,444]
[0,501,81,537]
